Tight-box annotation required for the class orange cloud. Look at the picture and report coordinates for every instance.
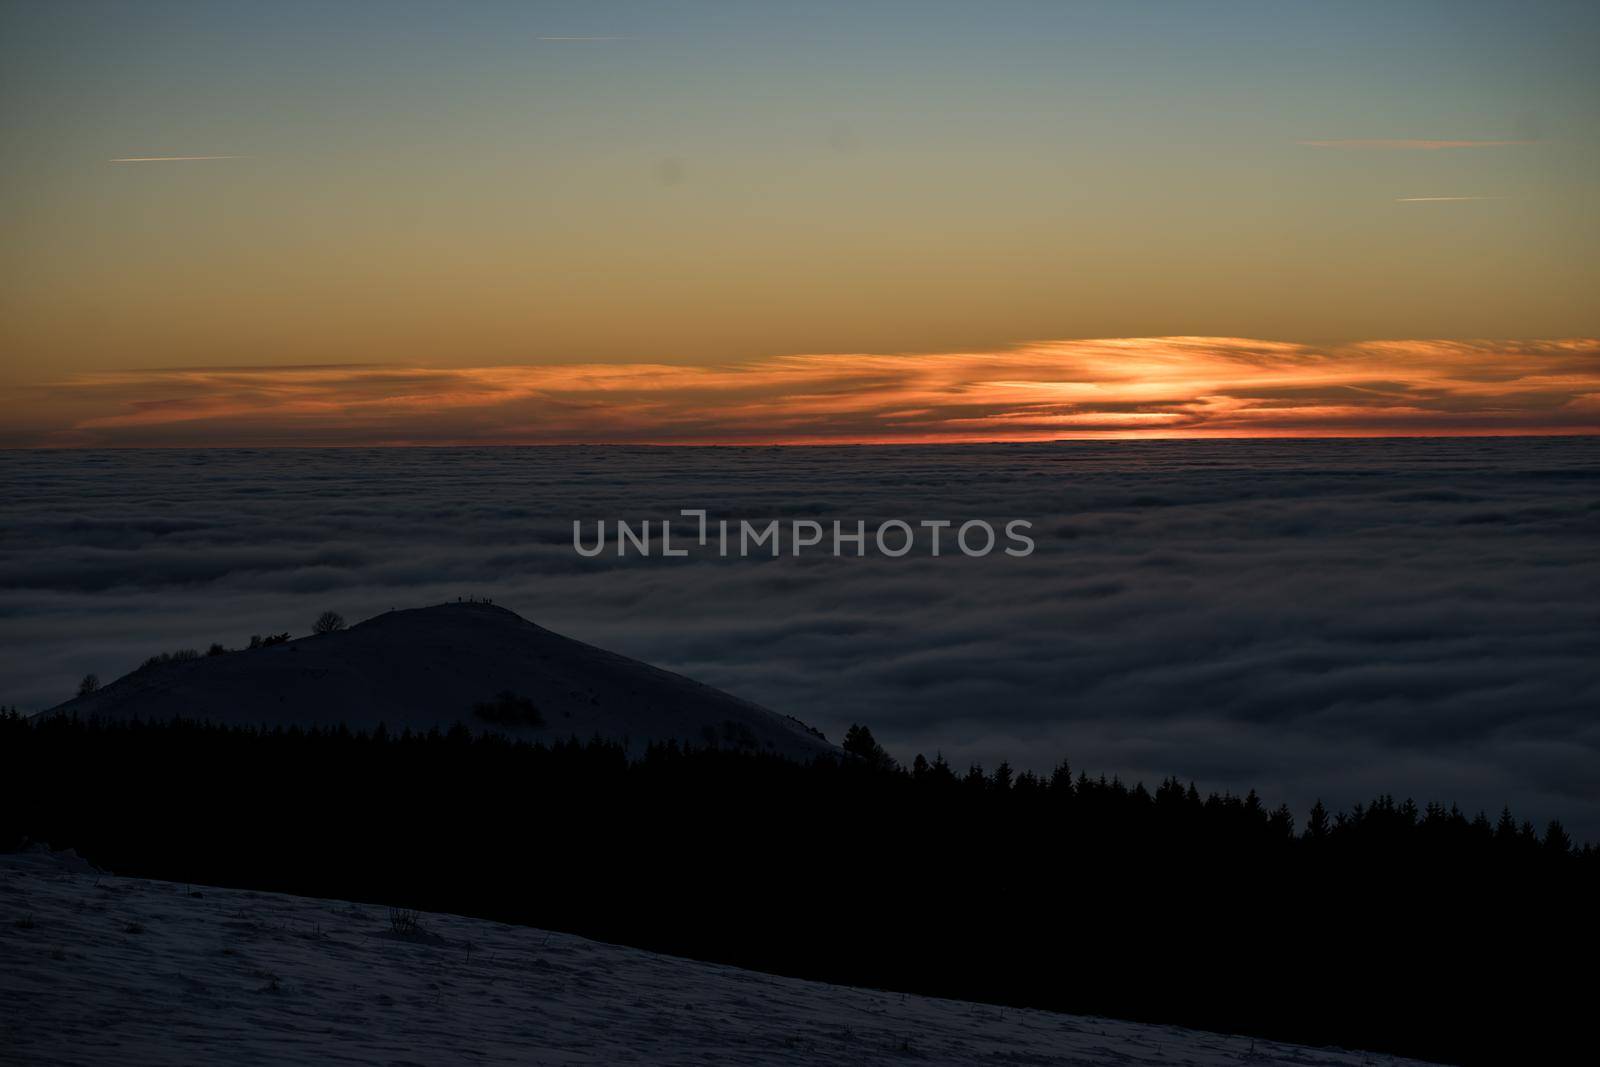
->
[7,338,1598,446]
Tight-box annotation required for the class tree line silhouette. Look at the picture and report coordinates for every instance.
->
[1,712,1590,1066]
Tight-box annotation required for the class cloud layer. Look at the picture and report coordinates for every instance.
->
[1,440,1596,839]
[8,338,1598,446]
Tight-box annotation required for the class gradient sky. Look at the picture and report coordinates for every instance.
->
[3,1,1598,443]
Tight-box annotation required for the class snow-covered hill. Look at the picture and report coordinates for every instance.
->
[42,602,832,760]
[0,851,1448,1067]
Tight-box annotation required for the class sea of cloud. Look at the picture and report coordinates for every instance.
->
[2,439,1596,838]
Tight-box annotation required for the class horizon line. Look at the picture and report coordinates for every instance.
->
[7,430,1598,451]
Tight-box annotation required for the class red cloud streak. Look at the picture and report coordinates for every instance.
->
[9,337,1598,446]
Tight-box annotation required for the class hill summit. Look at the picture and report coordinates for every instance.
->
[46,602,834,760]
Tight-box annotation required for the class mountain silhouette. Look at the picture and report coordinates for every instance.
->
[44,602,833,759]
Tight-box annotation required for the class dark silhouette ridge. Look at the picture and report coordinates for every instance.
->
[42,602,833,760]
[2,713,1589,1067]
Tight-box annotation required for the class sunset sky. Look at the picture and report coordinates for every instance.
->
[3,1,1598,444]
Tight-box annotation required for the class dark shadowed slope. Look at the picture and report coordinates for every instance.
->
[0,850,1449,1067]
[42,603,834,760]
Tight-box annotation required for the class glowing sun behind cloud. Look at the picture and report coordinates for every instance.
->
[7,337,1596,447]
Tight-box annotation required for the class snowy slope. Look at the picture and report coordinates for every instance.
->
[0,851,1449,1067]
[41,602,833,760]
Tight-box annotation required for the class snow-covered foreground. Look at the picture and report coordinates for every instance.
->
[0,852,1445,1067]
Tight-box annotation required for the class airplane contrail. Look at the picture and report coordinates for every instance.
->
[1299,139,1533,150]
[109,155,247,163]
[1394,195,1505,203]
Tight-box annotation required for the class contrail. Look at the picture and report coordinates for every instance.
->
[1394,196,1505,203]
[1299,139,1533,150]
[109,155,247,163]
[537,36,626,40]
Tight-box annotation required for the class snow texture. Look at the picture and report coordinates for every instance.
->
[0,851,1448,1066]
